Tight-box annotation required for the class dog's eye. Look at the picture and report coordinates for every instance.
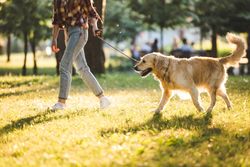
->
[142,60,146,63]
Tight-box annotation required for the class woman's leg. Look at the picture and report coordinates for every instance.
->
[52,27,110,110]
[74,49,110,109]
[74,49,104,97]
[73,30,110,108]
[58,27,86,103]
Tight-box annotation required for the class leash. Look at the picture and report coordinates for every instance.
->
[93,5,138,63]
[97,36,139,63]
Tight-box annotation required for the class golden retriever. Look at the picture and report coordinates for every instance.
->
[134,33,246,113]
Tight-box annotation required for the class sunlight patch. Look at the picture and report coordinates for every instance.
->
[173,91,191,100]
[173,89,207,101]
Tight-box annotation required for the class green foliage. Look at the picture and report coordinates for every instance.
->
[10,0,51,39]
[226,0,250,33]
[0,0,52,75]
[193,0,234,34]
[104,0,144,42]
[190,0,250,57]
[29,0,51,43]
[0,0,16,35]
[193,0,250,35]
[0,0,51,43]
[128,0,195,28]
[127,0,196,51]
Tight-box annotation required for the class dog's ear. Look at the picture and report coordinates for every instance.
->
[153,54,158,67]
[154,55,165,68]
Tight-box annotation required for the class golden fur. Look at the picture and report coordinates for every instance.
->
[134,33,246,113]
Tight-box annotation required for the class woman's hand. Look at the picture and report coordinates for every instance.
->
[51,38,60,53]
[94,29,102,37]
[90,18,102,37]
[52,25,60,53]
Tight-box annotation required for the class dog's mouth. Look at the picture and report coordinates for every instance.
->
[139,68,152,77]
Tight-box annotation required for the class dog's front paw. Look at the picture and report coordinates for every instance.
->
[227,104,232,110]
[206,108,213,113]
[152,108,162,114]
[197,107,205,113]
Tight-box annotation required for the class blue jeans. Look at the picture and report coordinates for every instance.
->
[59,26,103,99]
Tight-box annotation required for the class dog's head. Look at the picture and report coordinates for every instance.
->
[134,52,170,78]
[134,52,157,77]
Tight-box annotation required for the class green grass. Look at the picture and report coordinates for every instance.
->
[0,52,135,75]
[0,52,58,75]
[0,72,249,167]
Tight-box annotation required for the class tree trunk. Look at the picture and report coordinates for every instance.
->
[160,26,164,53]
[56,30,66,76]
[22,32,28,76]
[211,28,218,57]
[30,39,37,75]
[7,34,11,62]
[247,31,250,75]
[200,28,203,50]
[85,0,106,74]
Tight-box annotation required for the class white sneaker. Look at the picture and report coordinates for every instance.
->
[100,96,111,109]
[50,102,66,111]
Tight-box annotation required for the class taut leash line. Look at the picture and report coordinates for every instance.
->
[97,36,139,63]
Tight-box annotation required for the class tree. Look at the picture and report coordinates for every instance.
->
[85,0,106,74]
[104,0,143,43]
[128,0,194,53]
[193,0,234,57]
[55,30,66,76]
[28,0,51,75]
[10,0,51,75]
[0,0,16,62]
[225,0,250,74]
[11,0,36,75]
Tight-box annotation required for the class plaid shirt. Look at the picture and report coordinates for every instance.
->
[52,0,99,28]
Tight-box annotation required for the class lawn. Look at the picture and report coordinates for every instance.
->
[0,71,249,167]
[0,53,57,75]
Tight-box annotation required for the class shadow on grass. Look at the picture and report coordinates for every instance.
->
[0,86,55,98]
[0,67,56,76]
[100,113,215,138]
[0,109,90,138]
[100,113,249,165]
[0,76,58,98]
[0,78,41,89]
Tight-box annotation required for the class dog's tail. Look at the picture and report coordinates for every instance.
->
[219,33,246,66]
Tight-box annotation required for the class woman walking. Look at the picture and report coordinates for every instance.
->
[51,0,110,110]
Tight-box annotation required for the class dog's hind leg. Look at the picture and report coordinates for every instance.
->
[207,88,217,113]
[189,87,204,112]
[217,87,232,109]
[154,90,172,113]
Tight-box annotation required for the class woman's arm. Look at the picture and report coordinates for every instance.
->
[52,25,60,40]
[51,25,60,53]
[51,0,61,53]
[86,0,102,36]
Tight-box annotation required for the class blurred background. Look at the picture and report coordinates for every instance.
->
[0,0,249,76]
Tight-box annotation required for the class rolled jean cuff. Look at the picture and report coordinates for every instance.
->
[58,97,67,100]
[96,92,104,97]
